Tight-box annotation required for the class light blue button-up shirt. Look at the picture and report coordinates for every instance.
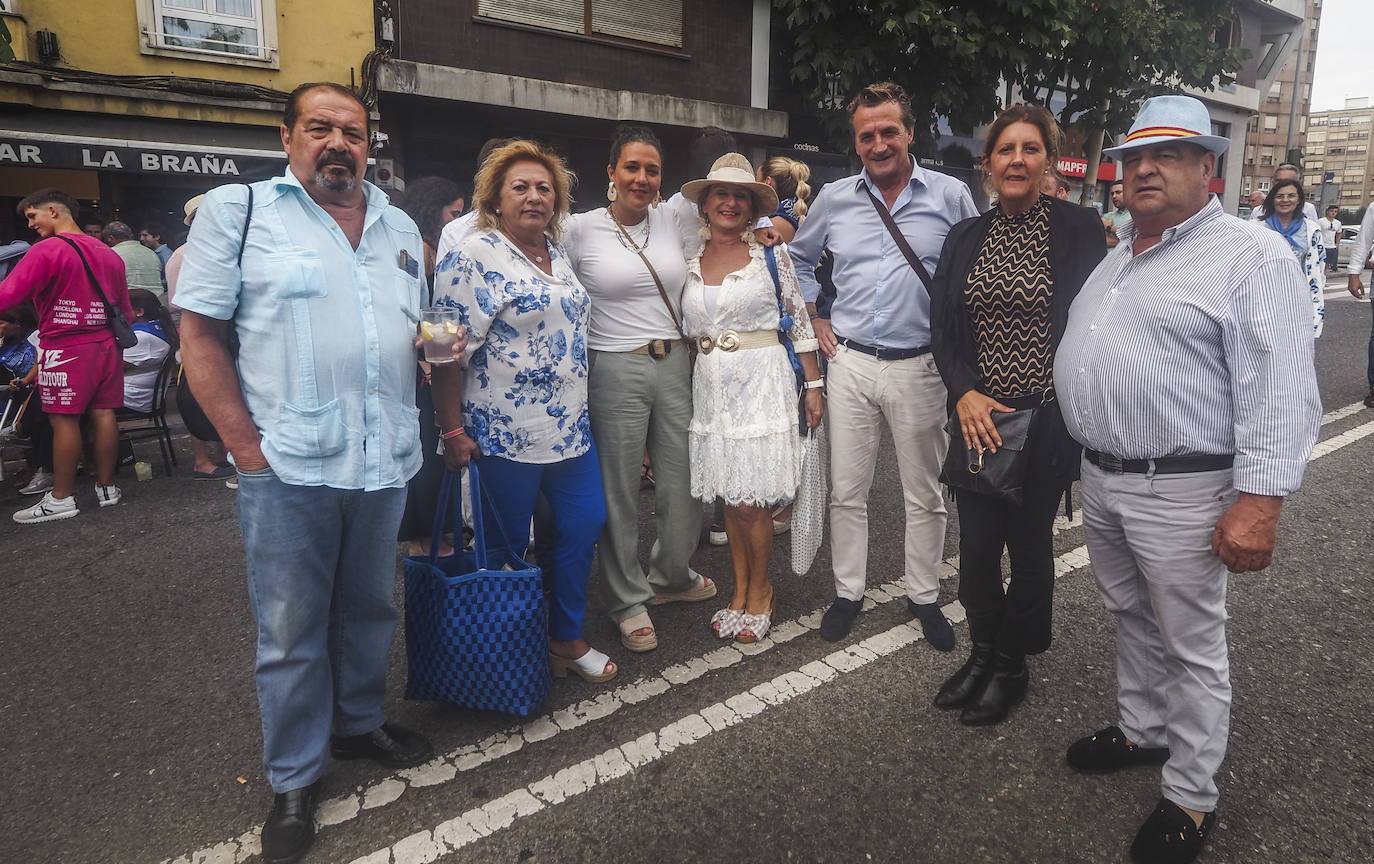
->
[175,171,426,491]
[789,158,978,349]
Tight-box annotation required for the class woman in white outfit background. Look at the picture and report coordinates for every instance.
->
[679,158,825,643]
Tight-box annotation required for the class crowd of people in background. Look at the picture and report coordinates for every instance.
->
[0,76,1368,864]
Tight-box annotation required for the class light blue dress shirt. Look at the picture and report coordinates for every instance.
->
[1055,197,1320,497]
[174,171,427,491]
[788,158,978,349]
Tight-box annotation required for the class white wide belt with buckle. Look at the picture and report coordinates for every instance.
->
[697,329,778,355]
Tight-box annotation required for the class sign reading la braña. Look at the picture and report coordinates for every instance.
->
[0,136,284,177]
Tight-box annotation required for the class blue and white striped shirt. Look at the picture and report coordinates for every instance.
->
[1055,197,1321,497]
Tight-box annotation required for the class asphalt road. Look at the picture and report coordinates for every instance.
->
[1,274,1371,864]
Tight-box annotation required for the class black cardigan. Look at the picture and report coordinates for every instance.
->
[928,195,1108,481]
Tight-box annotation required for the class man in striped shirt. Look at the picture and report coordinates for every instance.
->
[1055,96,1321,864]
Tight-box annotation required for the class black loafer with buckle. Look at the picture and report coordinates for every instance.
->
[1066,724,1171,774]
[819,597,863,642]
[330,722,434,769]
[261,781,319,864]
[1130,797,1216,864]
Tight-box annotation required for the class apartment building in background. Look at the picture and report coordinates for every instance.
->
[373,0,786,205]
[1306,97,1373,213]
[0,0,374,239]
[1239,0,1324,201]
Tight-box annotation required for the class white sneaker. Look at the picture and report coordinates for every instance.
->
[225,476,238,490]
[14,492,78,524]
[95,484,122,507]
[708,524,728,546]
[19,470,54,496]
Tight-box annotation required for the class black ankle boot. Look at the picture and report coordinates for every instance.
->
[958,651,1028,726]
[933,642,994,709]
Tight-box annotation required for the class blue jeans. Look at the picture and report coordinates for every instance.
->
[477,448,606,642]
[236,468,408,793]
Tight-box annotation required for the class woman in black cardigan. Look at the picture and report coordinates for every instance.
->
[928,104,1106,725]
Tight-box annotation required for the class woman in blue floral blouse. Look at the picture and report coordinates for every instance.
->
[432,139,615,683]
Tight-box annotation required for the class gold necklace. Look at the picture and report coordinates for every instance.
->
[503,230,546,263]
[607,205,651,254]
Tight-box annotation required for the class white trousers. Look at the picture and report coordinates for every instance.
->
[1081,459,1237,812]
[826,346,948,604]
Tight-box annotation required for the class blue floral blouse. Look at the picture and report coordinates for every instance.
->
[434,230,592,463]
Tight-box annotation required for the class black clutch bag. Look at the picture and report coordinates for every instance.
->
[940,407,1036,505]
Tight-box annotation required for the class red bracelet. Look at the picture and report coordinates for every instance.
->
[440,426,466,440]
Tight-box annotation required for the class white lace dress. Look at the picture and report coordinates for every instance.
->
[683,242,818,506]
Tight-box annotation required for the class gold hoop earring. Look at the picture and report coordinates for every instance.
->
[651,191,663,208]
[607,182,617,203]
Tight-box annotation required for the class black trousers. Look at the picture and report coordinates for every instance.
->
[953,413,1065,657]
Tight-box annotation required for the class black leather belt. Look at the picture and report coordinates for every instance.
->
[1085,449,1234,475]
[836,336,930,361]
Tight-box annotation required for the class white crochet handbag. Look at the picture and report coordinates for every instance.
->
[791,420,828,575]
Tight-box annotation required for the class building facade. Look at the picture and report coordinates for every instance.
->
[373,0,786,209]
[1237,0,1323,203]
[0,0,374,240]
[1306,97,1373,214]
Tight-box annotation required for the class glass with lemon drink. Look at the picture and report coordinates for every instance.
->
[420,307,464,364]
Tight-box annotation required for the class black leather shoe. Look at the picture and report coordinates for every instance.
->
[261,781,319,864]
[1130,797,1216,864]
[933,642,994,709]
[819,597,863,642]
[330,722,434,769]
[958,651,1027,725]
[907,599,955,652]
[1066,725,1171,774]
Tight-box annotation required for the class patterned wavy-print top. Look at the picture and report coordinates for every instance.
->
[965,195,1054,398]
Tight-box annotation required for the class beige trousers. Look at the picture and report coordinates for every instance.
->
[826,346,949,604]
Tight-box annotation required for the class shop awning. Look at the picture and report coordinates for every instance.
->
[0,130,286,179]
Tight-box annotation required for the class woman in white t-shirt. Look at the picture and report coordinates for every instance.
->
[123,288,175,413]
[559,127,719,654]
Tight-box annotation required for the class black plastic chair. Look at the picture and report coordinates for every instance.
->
[116,351,179,473]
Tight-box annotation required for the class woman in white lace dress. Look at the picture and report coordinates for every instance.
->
[680,159,825,643]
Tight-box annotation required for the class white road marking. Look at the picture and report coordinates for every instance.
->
[160,403,1374,864]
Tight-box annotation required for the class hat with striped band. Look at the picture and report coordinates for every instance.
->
[1103,95,1230,159]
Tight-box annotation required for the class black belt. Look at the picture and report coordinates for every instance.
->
[836,336,930,361]
[1085,449,1234,475]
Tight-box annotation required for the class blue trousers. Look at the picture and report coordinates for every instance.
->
[236,468,407,793]
[477,448,606,642]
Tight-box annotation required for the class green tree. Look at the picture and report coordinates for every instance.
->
[774,0,1070,153]
[1013,0,1245,203]
[774,0,1246,204]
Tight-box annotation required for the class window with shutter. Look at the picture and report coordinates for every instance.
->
[475,0,684,49]
[591,0,683,48]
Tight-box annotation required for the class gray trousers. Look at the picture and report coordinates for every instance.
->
[1081,459,1237,812]
[587,348,701,624]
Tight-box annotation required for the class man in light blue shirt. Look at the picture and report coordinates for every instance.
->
[789,81,978,647]
[177,82,437,864]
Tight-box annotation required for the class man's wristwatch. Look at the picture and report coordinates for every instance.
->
[803,378,825,390]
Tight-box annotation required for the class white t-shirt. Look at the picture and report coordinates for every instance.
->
[434,210,480,269]
[1317,216,1341,249]
[123,329,171,413]
[561,204,697,351]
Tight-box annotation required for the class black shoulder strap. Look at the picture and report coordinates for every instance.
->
[238,183,254,268]
[864,184,934,292]
[54,235,116,309]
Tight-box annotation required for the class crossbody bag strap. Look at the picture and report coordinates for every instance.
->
[609,210,685,338]
[55,235,117,310]
[238,183,254,268]
[864,185,933,292]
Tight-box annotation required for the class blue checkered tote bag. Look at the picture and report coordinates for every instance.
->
[403,463,551,716]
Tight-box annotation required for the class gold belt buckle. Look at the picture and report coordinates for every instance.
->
[697,334,715,354]
[717,330,741,352]
[647,339,669,359]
